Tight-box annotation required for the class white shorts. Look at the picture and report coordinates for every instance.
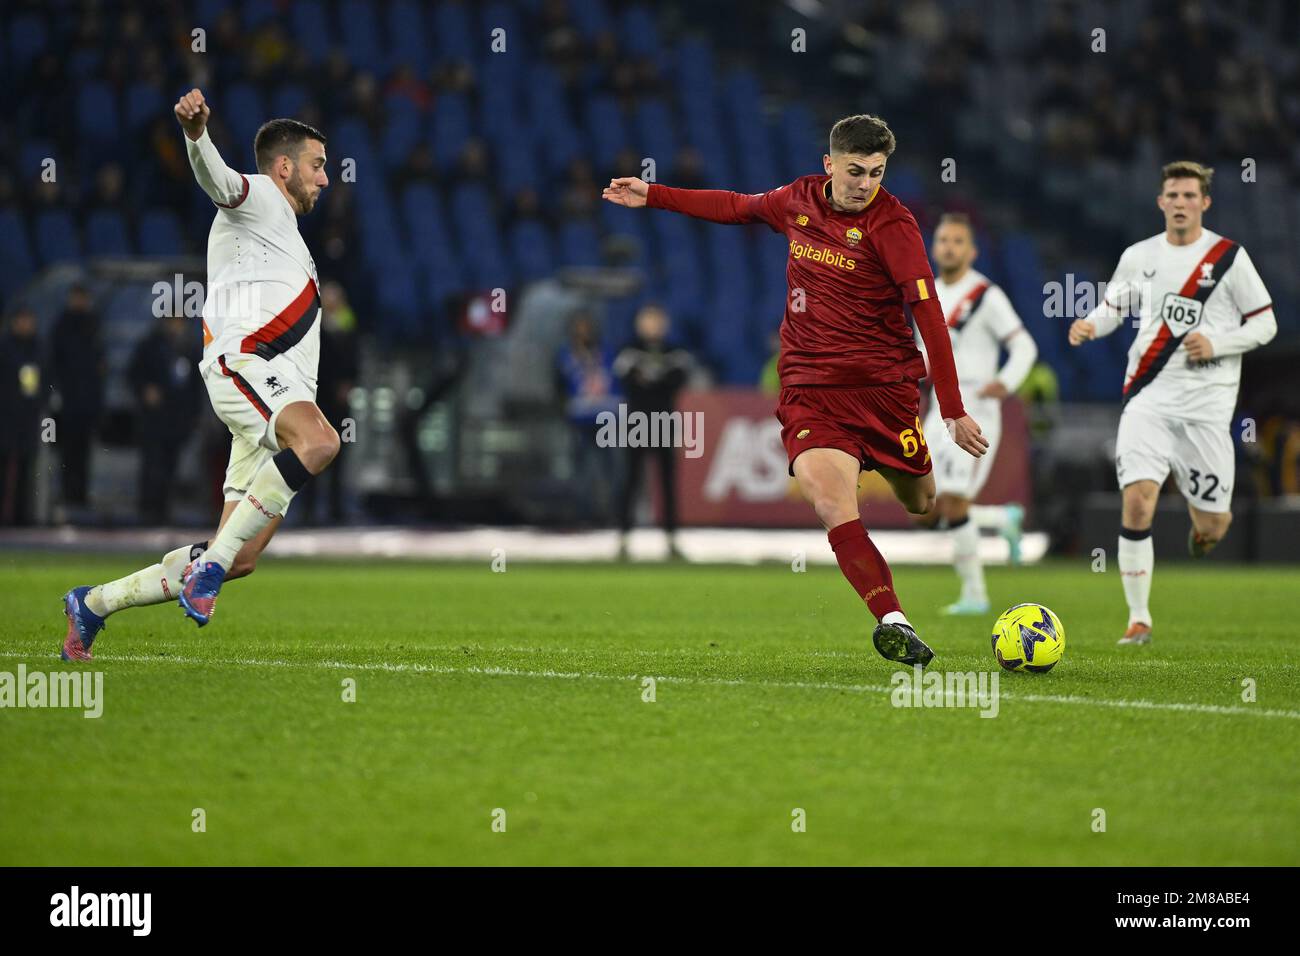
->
[923,397,1002,500]
[1115,409,1235,514]
[203,352,316,504]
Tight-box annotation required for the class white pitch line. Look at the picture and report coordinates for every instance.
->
[2,649,1297,720]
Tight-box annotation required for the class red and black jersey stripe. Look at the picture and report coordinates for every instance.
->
[239,278,320,361]
[946,280,991,330]
[1122,238,1238,407]
[218,356,271,421]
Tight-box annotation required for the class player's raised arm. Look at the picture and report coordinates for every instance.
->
[176,89,249,208]
[1187,246,1277,361]
[603,177,787,228]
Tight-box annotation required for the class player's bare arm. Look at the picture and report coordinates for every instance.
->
[174,88,211,141]
[1068,318,1096,345]
[947,414,989,458]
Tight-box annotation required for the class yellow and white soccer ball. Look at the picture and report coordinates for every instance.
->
[991,603,1065,673]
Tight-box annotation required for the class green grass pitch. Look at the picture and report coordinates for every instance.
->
[1,552,1297,866]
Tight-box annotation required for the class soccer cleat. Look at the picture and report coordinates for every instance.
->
[941,598,991,616]
[61,586,106,662]
[1117,622,1152,645]
[1003,504,1025,565]
[1188,527,1214,558]
[872,620,935,668]
[178,558,227,627]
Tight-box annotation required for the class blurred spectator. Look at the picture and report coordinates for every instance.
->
[51,284,106,511]
[555,311,621,524]
[127,314,201,524]
[613,304,696,558]
[297,282,359,525]
[0,309,45,526]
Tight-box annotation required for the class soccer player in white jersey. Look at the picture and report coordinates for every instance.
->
[60,89,339,659]
[1069,161,1276,645]
[914,213,1037,614]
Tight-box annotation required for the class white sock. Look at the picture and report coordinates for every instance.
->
[1118,532,1153,626]
[204,457,298,569]
[970,505,1010,532]
[951,519,986,604]
[881,610,911,627]
[86,543,205,617]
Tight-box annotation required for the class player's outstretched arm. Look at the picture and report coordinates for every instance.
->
[177,88,248,208]
[603,177,777,226]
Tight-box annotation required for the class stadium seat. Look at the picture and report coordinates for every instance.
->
[388,0,431,71]
[290,0,334,62]
[339,0,386,74]
[8,12,48,71]
[85,209,133,257]
[34,209,83,266]
[76,81,121,151]
[0,209,36,302]
[510,220,557,284]
[136,209,186,257]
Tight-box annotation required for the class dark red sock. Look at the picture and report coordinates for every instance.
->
[828,519,902,621]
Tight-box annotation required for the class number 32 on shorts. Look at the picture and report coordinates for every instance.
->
[899,417,927,458]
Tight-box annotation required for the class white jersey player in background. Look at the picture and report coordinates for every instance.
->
[915,213,1037,614]
[61,89,339,659]
[1070,161,1276,645]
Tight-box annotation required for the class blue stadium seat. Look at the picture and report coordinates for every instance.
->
[271,84,309,121]
[432,94,473,173]
[9,13,49,71]
[381,98,423,171]
[123,82,166,132]
[559,221,602,269]
[85,209,133,257]
[388,0,431,71]
[510,220,555,284]
[585,95,629,172]
[634,99,676,170]
[223,83,266,156]
[34,209,82,266]
[620,5,660,58]
[76,81,121,150]
[136,209,185,257]
[0,209,36,302]
[339,0,385,74]
[433,2,475,65]
[478,2,523,58]
[567,0,612,39]
[290,0,334,62]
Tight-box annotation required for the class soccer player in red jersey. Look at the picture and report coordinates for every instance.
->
[602,114,988,666]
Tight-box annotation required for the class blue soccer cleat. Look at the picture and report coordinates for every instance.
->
[178,558,227,627]
[61,586,106,661]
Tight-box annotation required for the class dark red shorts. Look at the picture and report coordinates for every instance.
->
[775,381,933,477]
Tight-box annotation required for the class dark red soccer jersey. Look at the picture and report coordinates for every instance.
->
[647,175,965,419]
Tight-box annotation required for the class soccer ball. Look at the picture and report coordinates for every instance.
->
[991,603,1065,673]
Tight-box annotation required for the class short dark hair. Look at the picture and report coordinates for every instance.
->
[936,211,974,236]
[1160,160,1213,196]
[829,114,896,158]
[254,119,327,174]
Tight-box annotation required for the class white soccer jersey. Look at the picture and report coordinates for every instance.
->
[932,268,1034,392]
[1086,229,1275,425]
[185,129,321,389]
